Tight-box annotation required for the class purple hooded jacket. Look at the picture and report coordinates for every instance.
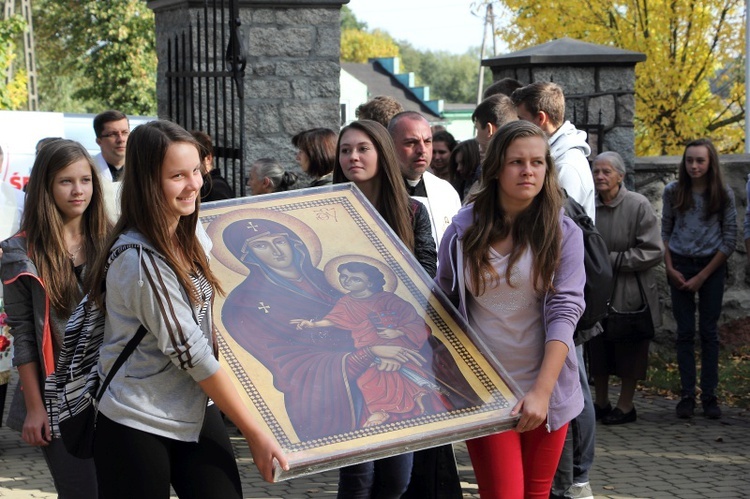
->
[435,204,585,431]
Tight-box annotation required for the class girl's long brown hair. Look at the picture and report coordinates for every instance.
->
[462,120,563,296]
[88,120,222,307]
[333,120,415,251]
[21,139,111,313]
[673,138,729,217]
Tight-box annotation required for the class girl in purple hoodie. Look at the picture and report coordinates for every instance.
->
[436,121,585,498]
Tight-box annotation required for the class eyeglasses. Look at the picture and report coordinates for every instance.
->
[100,130,130,139]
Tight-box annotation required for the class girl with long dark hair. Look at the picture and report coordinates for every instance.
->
[86,120,287,497]
[436,121,585,498]
[662,138,736,420]
[1,139,110,497]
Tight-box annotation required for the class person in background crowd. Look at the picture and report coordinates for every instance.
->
[333,119,437,498]
[35,137,63,155]
[388,111,461,250]
[291,128,337,187]
[355,96,404,129]
[247,158,298,195]
[589,152,664,425]
[449,139,482,203]
[436,120,585,498]
[1,140,111,498]
[87,120,287,498]
[744,174,750,269]
[191,130,234,202]
[429,130,457,183]
[483,77,523,99]
[93,110,129,182]
[472,94,518,158]
[662,138,736,420]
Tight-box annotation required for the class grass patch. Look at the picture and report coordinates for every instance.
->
[639,347,750,408]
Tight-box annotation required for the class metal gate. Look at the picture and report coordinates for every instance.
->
[165,0,246,195]
[570,96,605,160]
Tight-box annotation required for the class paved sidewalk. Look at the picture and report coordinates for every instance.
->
[0,380,748,498]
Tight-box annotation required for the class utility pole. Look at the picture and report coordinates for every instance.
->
[477,3,498,105]
[3,0,38,111]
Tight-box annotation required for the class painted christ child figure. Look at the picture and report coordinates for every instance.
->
[292,261,445,427]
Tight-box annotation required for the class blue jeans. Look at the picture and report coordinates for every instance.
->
[670,254,726,400]
[551,345,595,495]
[338,453,414,499]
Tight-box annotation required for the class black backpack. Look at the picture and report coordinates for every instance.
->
[563,193,613,335]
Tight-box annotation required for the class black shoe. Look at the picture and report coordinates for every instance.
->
[594,402,612,421]
[602,406,637,425]
[702,397,722,419]
[676,397,695,419]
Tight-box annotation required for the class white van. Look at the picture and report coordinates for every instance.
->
[0,111,154,190]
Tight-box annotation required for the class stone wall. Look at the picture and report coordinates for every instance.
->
[149,0,345,188]
[491,64,638,187]
[240,5,342,172]
[634,155,750,347]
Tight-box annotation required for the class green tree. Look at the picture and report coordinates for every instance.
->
[341,5,368,31]
[339,5,490,104]
[33,0,157,115]
[481,0,745,154]
[398,41,491,103]
[0,15,27,110]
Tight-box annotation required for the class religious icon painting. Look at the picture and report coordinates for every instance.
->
[200,184,522,481]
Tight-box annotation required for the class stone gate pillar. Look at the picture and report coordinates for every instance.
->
[483,38,646,186]
[148,0,346,178]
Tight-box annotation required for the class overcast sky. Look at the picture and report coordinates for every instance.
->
[346,0,501,55]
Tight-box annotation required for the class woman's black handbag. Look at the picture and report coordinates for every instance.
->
[603,255,655,342]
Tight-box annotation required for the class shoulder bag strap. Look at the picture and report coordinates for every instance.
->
[94,244,157,402]
[95,325,147,402]
[609,253,624,304]
[610,252,648,308]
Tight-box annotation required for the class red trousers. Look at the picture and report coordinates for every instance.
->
[467,422,568,499]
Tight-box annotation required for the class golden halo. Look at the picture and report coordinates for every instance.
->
[324,254,398,294]
[204,208,322,276]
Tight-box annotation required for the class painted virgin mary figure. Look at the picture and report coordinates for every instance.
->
[222,218,431,441]
[222,217,482,442]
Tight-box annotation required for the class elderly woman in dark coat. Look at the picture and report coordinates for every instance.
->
[589,151,664,425]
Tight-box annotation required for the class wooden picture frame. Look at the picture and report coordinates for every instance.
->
[200,184,521,481]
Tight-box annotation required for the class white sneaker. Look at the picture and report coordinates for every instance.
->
[565,482,594,499]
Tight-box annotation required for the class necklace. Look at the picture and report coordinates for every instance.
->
[67,244,83,261]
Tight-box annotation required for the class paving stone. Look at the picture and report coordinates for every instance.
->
[1,379,749,497]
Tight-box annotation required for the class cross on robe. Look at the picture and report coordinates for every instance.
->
[258,302,271,313]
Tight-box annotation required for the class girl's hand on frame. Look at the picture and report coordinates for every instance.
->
[247,430,288,483]
[22,406,51,446]
[510,388,549,433]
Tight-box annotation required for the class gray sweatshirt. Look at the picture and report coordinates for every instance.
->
[97,230,220,442]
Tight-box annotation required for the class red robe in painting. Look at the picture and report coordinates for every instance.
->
[323,291,445,424]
